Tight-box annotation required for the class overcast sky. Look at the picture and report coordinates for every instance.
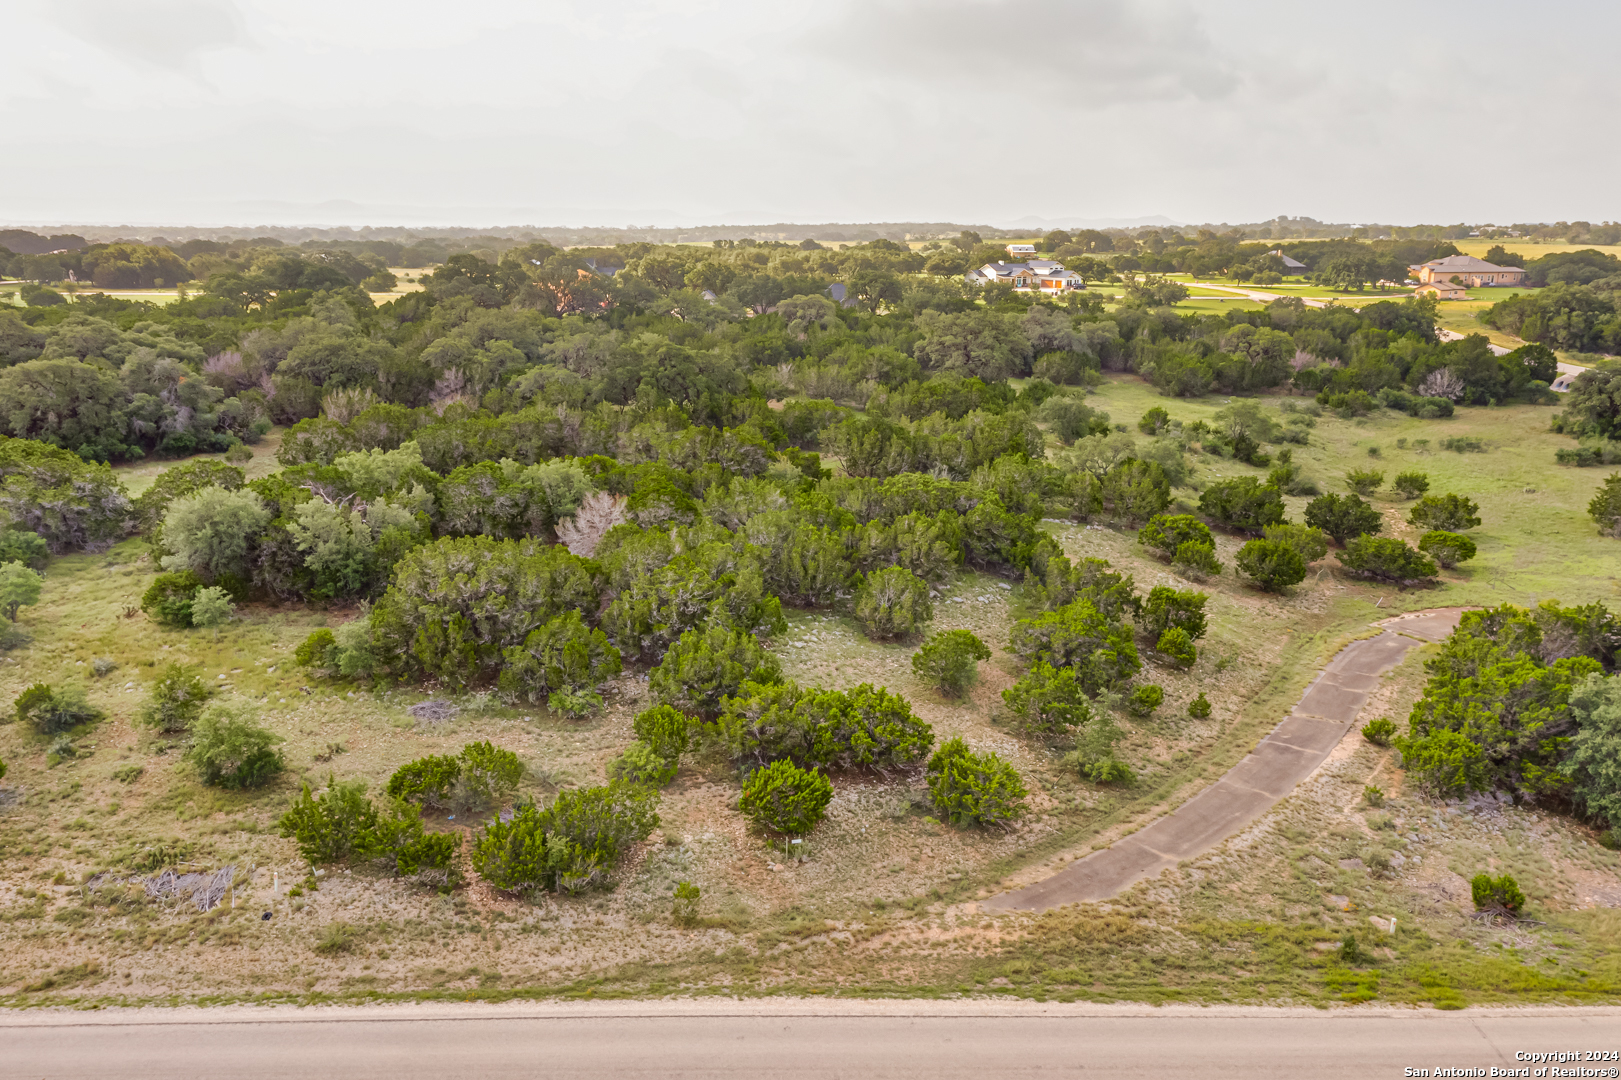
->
[2,0,1614,229]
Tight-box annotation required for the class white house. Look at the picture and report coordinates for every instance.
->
[965,260,1085,292]
[1005,243,1037,258]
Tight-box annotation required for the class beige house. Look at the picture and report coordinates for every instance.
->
[1414,280,1470,300]
[965,260,1085,292]
[1411,255,1526,286]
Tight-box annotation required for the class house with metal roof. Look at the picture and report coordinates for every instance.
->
[1266,249,1308,275]
[1410,255,1526,287]
[964,261,1085,292]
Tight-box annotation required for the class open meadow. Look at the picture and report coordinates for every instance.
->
[2,373,1617,1009]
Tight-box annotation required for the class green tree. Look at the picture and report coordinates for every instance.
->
[160,487,271,581]
[1236,538,1306,593]
[279,777,381,864]
[133,459,246,539]
[455,741,524,812]
[184,702,284,788]
[1137,513,1213,561]
[190,585,234,636]
[633,704,691,762]
[1568,672,1621,830]
[1408,493,1482,532]
[0,529,49,571]
[141,570,201,628]
[1304,493,1383,546]
[386,754,462,807]
[911,629,991,697]
[719,681,934,773]
[649,624,781,720]
[1156,627,1197,667]
[1009,600,1140,693]
[470,782,659,894]
[0,561,42,621]
[853,566,933,641]
[1338,536,1438,585]
[1344,468,1385,496]
[1139,586,1208,642]
[136,664,212,732]
[1001,661,1093,737]
[1262,522,1329,563]
[1589,474,1621,538]
[1138,406,1170,435]
[1199,477,1284,534]
[1129,684,1164,717]
[14,682,102,735]
[1172,541,1222,579]
[1391,471,1430,499]
[1188,691,1212,719]
[498,610,623,712]
[1418,530,1477,569]
[0,438,131,552]
[738,759,834,835]
[1099,458,1172,525]
[927,738,1026,828]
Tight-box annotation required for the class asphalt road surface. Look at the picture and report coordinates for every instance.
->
[988,610,1467,912]
[6,1000,1619,1079]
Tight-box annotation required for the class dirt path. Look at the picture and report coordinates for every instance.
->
[985,609,1469,911]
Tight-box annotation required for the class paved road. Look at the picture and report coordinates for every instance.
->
[987,610,1467,912]
[5,999,1618,1079]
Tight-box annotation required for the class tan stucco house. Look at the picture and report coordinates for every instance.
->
[1410,255,1527,287]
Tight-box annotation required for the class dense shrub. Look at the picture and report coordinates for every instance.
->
[926,738,1026,828]
[279,778,380,863]
[633,704,691,763]
[853,565,933,641]
[1139,586,1208,642]
[719,681,934,772]
[1235,538,1306,593]
[1156,627,1197,667]
[1470,873,1526,915]
[141,570,202,628]
[1199,477,1284,534]
[1338,536,1438,586]
[0,438,132,553]
[649,624,781,720]
[184,702,284,788]
[1188,691,1211,719]
[386,754,462,807]
[1009,599,1140,693]
[133,459,246,538]
[498,610,622,712]
[1172,540,1221,579]
[1417,530,1477,569]
[910,629,991,697]
[135,664,211,732]
[1408,493,1481,532]
[607,742,678,787]
[1362,718,1397,746]
[1344,468,1384,496]
[470,781,659,893]
[14,682,103,735]
[1001,661,1092,737]
[1588,474,1621,537]
[371,537,600,686]
[1568,672,1621,832]
[1262,522,1329,563]
[0,529,49,571]
[1303,493,1382,545]
[738,759,834,835]
[456,741,524,811]
[1128,683,1164,718]
[1137,513,1213,561]
[1098,458,1171,524]
[158,487,272,582]
[1391,471,1430,499]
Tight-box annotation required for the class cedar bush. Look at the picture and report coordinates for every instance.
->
[470,781,659,894]
[1139,585,1208,642]
[1304,493,1383,545]
[135,664,212,733]
[456,741,524,811]
[1362,718,1397,747]
[1262,522,1329,563]
[0,530,49,572]
[1171,540,1221,579]
[1001,661,1093,736]
[141,570,202,628]
[926,737,1026,828]
[1008,599,1140,693]
[632,704,691,763]
[719,681,934,773]
[1589,473,1621,537]
[14,682,103,735]
[1338,536,1438,586]
[649,624,781,720]
[498,610,622,710]
[1391,470,1430,499]
[1408,493,1481,532]
[386,754,463,807]
[280,777,457,878]
[738,759,833,835]
[1235,538,1306,593]
[853,565,933,640]
[1156,627,1197,667]
[1137,513,1213,561]
[1470,872,1526,915]
[183,702,284,789]
[1198,476,1284,534]
[910,629,991,697]
[1128,683,1164,717]
[1417,530,1477,569]
[1344,468,1384,496]
[1188,691,1211,719]
[608,741,678,787]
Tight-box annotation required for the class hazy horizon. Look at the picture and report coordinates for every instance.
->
[2,0,1616,229]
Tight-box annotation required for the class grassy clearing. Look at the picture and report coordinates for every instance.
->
[0,374,1617,1008]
